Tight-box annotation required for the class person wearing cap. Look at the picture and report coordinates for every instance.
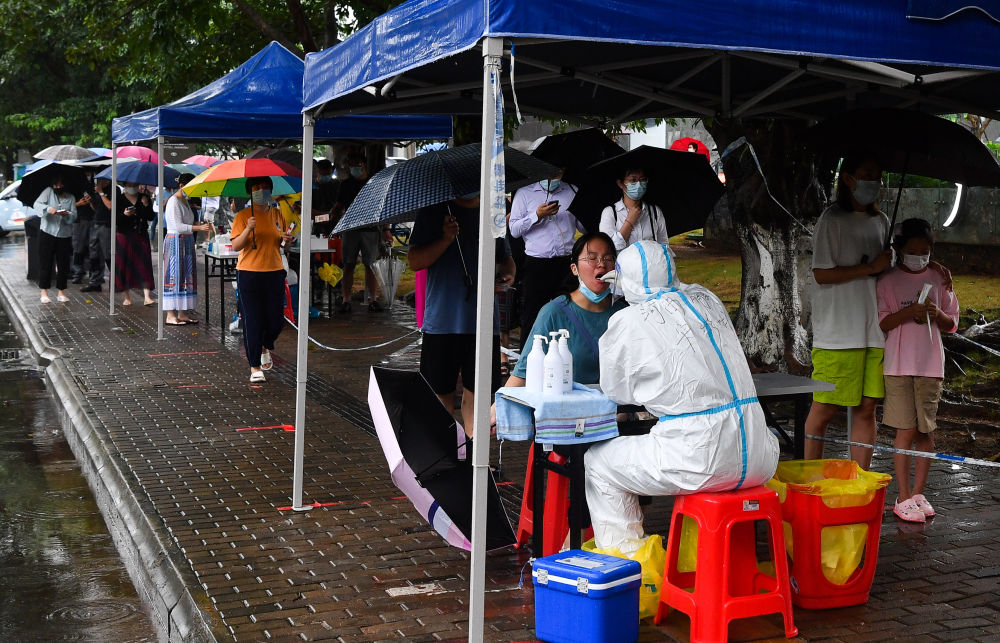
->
[163,173,211,325]
[508,164,585,338]
[230,176,294,383]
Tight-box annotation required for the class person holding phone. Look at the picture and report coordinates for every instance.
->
[33,174,78,304]
[230,176,293,383]
[508,160,584,339]
[163,173,211,325]
[114,181,156,306]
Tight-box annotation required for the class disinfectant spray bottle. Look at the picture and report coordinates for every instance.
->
[525,335,547,394]
[557,329,573,392]
[543,331,564,395]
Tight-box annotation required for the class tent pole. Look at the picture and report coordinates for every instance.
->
[292,113,316,511]
[110,147,117,317]
[468,35,504,643]
[157,136,165,341]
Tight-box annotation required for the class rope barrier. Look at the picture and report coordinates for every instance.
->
[284,316,420,352]
[805,433,1000,468]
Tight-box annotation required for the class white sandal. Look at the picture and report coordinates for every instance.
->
[250,371,266,383]
[260,349,273,370]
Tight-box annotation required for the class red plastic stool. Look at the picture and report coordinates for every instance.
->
[515,444,571,557]
[654,486,798,642]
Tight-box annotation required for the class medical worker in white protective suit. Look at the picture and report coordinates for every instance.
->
[586,240,779,554]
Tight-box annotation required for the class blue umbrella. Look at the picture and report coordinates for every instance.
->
[333,144,558,234]
[97,161,179,186]
[88,146,111,156]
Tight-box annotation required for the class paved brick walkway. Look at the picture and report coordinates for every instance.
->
[1,240,998,642]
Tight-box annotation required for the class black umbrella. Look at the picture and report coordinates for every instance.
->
[368,367,515,552]
[17,161,89,207]
[333,144,559,234]
[529,127,626,187]
[570,145,726,235]
[807,109,1000,243]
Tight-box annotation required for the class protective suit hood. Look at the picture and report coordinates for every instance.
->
[616,240,679,304]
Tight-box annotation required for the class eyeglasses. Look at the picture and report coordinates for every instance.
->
[578,256,616,266]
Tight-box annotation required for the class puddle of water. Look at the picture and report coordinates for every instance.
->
[0,306,154,641]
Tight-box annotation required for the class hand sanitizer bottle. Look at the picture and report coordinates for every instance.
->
[557,329,573,392]
[543,331,564,396]
[525,335,547,394]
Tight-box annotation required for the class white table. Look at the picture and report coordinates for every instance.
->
[752,372,836,459]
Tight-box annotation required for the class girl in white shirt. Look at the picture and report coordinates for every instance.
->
[598,165,669,251]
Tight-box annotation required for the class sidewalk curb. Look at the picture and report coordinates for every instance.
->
[0,273,221,643]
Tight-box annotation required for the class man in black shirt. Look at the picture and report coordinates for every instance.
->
[81,178,113,293]
[331,154,385,312]
[70,171,97,283]
[311,159,339,236]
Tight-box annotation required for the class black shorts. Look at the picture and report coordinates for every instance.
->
[420,333,502,395]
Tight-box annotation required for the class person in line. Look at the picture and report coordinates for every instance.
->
[585,240,780,554]
[311,158,339,236]
[804,152,892,469]
[877,218,959,522]
[33,174,78,304]
[508,162,585,343]
[686,142,699,153]
[163,173,211,325]
[332,154,386,312]
[230,177,293,383]
[70,169,96,284]
[409,194,516,437]
[503,232,623,388]
[115,182,157,307]
[599,165,669,252]
[81,177,113,293]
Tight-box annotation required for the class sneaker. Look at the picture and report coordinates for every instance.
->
[250,371,266,383]
[911,493,936,517]
[337,301,352,313]
[40,294,51,304]
[893,497,926,523]
[228,319,243,334]
[80,284,102,293]
[260,349,273,370]
[56,294,70,303]
[71,277,84,284]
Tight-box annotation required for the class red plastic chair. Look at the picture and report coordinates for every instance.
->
[655,486,798,643]
[515,444,572,557]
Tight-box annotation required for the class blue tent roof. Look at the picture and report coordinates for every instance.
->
[303,0,1000,120]
[113,41,451,143]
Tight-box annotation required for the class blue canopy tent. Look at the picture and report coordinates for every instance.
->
[299,1,1000,637]
[108,41,450,343]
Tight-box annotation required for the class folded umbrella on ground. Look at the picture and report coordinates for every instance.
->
[334,143,559,234]
[368,367,515,552]
[570,145,726,236]
[371,253,405,311]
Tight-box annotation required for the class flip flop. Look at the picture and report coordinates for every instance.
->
[165,320,187,326]
[143,300,157,306]
[181,319,199,325]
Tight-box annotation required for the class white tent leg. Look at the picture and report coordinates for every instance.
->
[110,148,117,317]
[157,136,165,341]
[292,114,316,511]
[468,35,504,643]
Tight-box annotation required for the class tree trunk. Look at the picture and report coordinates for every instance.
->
[705,119,836,372]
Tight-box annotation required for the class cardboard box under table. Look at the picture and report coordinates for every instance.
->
[532,549,642,643]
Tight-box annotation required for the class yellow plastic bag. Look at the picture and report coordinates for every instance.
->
[766,459,890,585]
[583,534,665,621]
[318,262,343,287]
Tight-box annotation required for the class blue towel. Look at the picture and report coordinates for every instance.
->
[494,383,619,444]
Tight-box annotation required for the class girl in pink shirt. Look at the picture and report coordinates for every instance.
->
[877,218,959,523]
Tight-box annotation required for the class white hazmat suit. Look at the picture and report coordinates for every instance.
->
[586,240,779,554]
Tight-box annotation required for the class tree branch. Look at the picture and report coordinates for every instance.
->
[230,0,302,55]
[285,0,317,53]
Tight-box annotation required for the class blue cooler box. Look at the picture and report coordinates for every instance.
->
[532,549,641,643]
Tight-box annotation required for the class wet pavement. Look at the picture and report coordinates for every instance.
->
[0,292,154,640]
[0,237,998,642]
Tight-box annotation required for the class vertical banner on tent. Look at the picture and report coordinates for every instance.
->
[489,68,506,239]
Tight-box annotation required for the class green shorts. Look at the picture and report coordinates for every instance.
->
[811,347,885,407]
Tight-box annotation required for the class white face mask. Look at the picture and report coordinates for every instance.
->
[902,253,930,271]
[851,179,881,206]
[124,187,138,196]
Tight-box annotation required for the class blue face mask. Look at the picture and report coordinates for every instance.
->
[540,178,561,192]
[317,174,333,184]
[349,166,363,179]
[578,279,610,303]
[251,189,271,205]
[624,180,648,200]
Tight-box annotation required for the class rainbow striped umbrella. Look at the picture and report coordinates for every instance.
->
[181,158,302,197]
